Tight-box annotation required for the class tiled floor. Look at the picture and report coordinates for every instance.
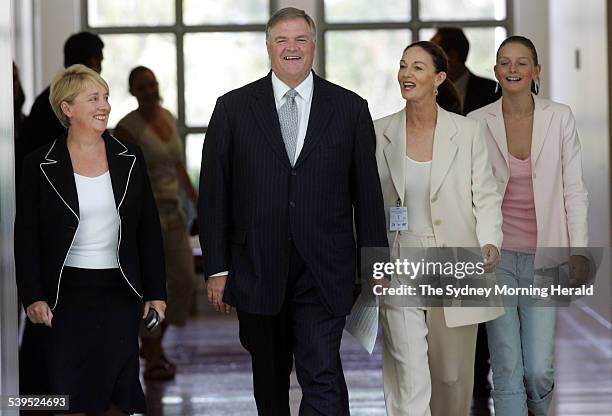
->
[142,303,611,416]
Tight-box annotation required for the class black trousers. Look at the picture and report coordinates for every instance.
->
[473,323,492,397]
[237,244,349,416]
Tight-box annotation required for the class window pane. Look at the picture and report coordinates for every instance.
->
[420,0,506,21]
[326,30,410,120]
[184,32,268,127]
[325,0,410,23]
[88,0,175,27]
[420,27,507,80]
[183,0,269,25]
[100,34,177,128]
[186,133,204,186]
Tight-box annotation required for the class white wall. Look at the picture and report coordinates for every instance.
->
[34,0,81,93]
[549,0,610,322]
[12,0,35,112]
[1,0,19,406]
[513,0,550,98]
[277,0,316,17]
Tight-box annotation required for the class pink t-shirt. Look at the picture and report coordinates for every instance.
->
[501,153,538,253]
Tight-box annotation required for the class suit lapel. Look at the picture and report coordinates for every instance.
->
[430,107,458,197]
[104,132,136,210]
[250,73,292,169]
[39,135,80,218]
[485,98,509,168]
[531,94,553,166]
[294,74,334,168]
[383,110,406,204]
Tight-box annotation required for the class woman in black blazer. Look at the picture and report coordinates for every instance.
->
[14,64,166,415]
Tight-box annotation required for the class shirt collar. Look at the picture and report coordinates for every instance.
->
[271,71,314,103]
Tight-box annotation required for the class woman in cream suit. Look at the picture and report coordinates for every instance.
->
[374,41,504,416]
[468,36,589,416]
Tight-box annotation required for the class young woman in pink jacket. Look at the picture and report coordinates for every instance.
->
[468,36,590,416]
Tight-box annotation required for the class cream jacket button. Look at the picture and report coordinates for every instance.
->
[431,195,438,203]
[434,219,442,226]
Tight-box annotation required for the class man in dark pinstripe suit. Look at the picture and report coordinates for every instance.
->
[199,7,387,416]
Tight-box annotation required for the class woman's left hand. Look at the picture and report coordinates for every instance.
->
[143,300,166,322]
[482,244,500,273]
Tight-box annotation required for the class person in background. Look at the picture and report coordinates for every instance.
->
[468,36,589,416]
[14,64,167,414]
[431,27,501,116]
[114,65,198,381]
[21,31,104,157]
[431,27,502,414]
[374,41,503,416]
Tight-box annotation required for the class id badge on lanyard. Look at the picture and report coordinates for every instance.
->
[389,198,409,232]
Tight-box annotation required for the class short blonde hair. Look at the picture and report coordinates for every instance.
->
[49,64,109,128]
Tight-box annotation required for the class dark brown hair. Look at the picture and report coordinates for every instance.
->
[496,35,539,65]
[128,65,155,90]
[63,31,104,68]
[434,27,470,63]
[403,41,462,114]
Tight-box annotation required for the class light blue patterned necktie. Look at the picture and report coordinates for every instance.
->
[278,89,299,165]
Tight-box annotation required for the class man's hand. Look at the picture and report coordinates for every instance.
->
[143,300,167,322]
[569,255,590,286]
[482,244,500,273]
[26,301,53,327]
[207,274,231,313]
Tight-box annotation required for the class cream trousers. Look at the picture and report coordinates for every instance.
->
[380,231,478,416]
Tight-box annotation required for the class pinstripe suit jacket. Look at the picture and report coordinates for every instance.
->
[199,71,388,316]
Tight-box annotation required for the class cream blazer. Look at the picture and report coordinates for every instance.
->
[468,95,589,268]
[374,106,504,327]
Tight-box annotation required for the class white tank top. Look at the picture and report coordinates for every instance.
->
[405,156,434,233]
[65,171,120,269]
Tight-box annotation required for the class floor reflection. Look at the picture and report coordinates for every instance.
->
[141,301,611,416]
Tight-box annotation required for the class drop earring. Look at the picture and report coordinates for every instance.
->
[495,82,500,94]
[534,80,540,95]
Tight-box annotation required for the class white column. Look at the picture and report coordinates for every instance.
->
[34,0,81,91]
[513,0,550,98]
[1,0,19,412]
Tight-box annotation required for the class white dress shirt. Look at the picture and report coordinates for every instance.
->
[209,72,315,278]
[271,71,314,165]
